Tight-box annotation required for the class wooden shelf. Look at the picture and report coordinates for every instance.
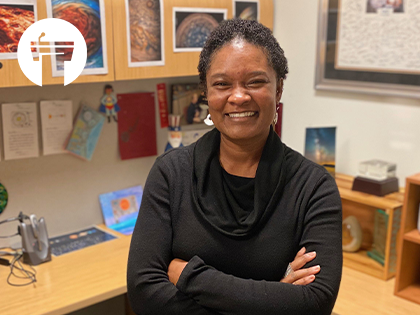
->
[404,229,420,245]
[343,250,385,280]
[335,173,403,281]
[395,283,420,305]
[395,173,420,305]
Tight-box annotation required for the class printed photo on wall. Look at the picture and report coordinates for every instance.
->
[304,127,336,177]
[171,83,208,126]
[233,0,259,21]
[0,0,38,60]
[125,0,164,67]
[366,0,404,13]
[173,7,227,52]
[46,0,108,76]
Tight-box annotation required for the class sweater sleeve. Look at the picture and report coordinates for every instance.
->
[176,173,343,315]
[127,158,220,315]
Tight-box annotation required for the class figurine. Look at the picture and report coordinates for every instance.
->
[99,84,120,123]
[342,215,363,252]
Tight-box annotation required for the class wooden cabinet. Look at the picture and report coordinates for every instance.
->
[111,0,274,81]
[0,0,115,88]
[0,0,274,88]
[394,173,420,305]
[335,174,404,280]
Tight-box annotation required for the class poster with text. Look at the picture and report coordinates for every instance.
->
[336,0,420,74]
[1,102,39,160]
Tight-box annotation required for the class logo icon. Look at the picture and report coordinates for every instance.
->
[18,18,87,86]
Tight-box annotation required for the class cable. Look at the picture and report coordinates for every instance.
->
[4,251,37,287]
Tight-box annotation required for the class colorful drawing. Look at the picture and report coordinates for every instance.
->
[65,105,105,161]
[47,0,108,75]
[304,127,336,176]
[126,0,164,67]
[99,185,143,235]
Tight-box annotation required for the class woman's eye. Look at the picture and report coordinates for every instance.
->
[249,80,266,85]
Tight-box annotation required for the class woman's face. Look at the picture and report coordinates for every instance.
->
[206,40,282,142]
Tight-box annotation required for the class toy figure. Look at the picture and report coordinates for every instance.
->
[100,84,120,123]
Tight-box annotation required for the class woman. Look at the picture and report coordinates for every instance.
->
[127,19,342,315]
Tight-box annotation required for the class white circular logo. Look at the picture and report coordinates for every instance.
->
[18,18,87,86]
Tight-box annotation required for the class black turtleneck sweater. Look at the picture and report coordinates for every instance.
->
[127,128,342,315]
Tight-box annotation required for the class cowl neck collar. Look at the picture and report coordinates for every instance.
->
[192,127,286,238]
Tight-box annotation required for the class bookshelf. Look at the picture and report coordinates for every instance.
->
[335,174,404,280]
[395,173,420,305]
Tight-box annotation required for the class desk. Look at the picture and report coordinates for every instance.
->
[0,225,131,315]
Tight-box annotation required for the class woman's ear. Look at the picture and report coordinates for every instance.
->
[276,78,284,103]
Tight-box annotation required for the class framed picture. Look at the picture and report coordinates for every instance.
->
[233,0,259,21]
[125,0,165,67]
[315,0,420,99]
[171,83,208,126]
[173,7,227,52]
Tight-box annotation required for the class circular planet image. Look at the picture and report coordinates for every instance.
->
[176,13,220,48]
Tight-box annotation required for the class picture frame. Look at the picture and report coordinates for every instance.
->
[315,0,420,99]
[173,7,227,52]
[170,83,208,126]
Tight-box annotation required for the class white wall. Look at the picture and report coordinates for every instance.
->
[273,0,420,183]
[0,76,205,243]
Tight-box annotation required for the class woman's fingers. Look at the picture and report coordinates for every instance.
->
[281,264,321,284]
[290,248,317,271]
[293,275,316,286]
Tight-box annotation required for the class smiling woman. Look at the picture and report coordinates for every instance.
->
[127,19,343,315]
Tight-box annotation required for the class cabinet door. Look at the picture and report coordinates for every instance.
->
[0,0,115,88]
[112,0,274,81]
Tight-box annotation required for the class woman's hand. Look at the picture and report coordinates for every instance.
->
[168,258,188,286]
[280,247,320,285]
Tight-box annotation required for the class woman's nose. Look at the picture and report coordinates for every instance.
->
[228,86,251,105]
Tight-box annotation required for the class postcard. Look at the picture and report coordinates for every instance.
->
[99,185,143,235]
[304,126,337,176]
[173,7,227,52]
[65,104,105,161]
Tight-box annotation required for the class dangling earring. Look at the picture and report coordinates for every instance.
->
[204,114,214,126]
[273,112,278,125]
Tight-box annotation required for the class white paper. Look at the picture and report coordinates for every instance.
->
[1,103,39,160]
[0,0,38,60]
[45,0,108,76]
[336,0,420,74]
[40,100,73,155]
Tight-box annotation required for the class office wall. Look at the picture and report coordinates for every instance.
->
[2,0,420,242]
[274,0,420,182]
[0,76,205,242]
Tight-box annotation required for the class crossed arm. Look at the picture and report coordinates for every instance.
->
[127,160,342,315]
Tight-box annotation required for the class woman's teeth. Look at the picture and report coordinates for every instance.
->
[228,112,256,118]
